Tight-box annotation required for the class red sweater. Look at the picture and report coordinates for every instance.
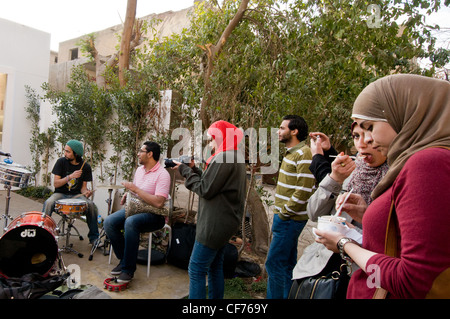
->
[347,148,450,299]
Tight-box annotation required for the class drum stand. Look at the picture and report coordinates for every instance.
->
[57,213,84,258]
[1,184,13,234]
[88,187,114,260]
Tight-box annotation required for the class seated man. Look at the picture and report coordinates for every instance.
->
[104,141,171,283]
[43,139,99,245]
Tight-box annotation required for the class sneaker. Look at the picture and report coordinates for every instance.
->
[110,263,122,276]
[117,272,133,283]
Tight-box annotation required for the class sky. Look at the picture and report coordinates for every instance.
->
[0,0,195,51]
[0,0,448,56]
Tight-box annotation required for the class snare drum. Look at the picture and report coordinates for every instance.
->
[0,163,31,188]
[55,198,87,217]
[0,211,59,278]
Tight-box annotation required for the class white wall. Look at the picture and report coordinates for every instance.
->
[0,18,50,169]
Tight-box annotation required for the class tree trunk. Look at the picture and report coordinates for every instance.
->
[199,0,249,128]
[119,0,137,87]
[86,0,141,88]
[246,185,270,257]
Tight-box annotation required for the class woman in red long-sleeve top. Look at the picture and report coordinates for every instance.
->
[315,74,450,299]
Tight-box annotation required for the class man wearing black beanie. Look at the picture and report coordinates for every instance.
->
[43,140,99,245]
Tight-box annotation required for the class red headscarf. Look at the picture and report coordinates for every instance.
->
[205,120,243,167]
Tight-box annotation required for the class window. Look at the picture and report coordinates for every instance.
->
[70,48,79,60]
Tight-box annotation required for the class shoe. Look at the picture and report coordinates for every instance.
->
[111,263,122,276]
[117,272,133,283]
[89,238,100,246]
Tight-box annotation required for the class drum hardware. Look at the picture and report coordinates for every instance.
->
[57,216,84,258]
[55,198,87,258]
[88,185,121,261]
[0,162,31,233]
[1,184,13,234]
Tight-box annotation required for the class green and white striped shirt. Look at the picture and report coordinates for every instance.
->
[274,141,315,221]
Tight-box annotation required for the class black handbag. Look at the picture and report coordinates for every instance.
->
[288,253,350,299]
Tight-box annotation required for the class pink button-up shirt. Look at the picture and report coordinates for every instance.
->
[133,162,170,198]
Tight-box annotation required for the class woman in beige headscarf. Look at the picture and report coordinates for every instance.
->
[315,74,450,299]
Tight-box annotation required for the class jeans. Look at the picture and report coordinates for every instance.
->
[188,241,226,299]
[42,192,99,243]
[265,214,307,299]
[103,209,165,275]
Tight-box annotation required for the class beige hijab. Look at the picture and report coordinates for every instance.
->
[352,74,450,198]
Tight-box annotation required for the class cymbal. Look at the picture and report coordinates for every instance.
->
[97,184,125,189]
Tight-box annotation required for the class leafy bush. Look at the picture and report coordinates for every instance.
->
[15,186,53,200]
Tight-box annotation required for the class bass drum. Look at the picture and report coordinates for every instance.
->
[0,212,59,278]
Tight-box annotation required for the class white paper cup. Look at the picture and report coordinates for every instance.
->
[317,215,347,234]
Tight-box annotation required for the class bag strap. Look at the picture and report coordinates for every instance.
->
[373,200,398,299]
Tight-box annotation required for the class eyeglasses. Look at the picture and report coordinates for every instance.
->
[138,149,148,154]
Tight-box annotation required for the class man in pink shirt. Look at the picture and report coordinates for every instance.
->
[104,141,171,283]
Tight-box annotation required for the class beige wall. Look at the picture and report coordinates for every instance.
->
[48,7,192,92]
[57,8,191,64]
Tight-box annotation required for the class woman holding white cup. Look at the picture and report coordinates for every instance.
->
[315,74,450,299]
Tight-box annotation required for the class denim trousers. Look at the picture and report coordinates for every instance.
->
[103,209,165,275]
[188,240,226,299]
[265,214,306,299]
[42,192,99,243]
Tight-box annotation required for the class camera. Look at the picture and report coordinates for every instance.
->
[164,155,193,168]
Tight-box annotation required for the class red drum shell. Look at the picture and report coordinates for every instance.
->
[0,211,58,278]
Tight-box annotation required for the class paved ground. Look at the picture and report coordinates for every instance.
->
[0,185,195,299]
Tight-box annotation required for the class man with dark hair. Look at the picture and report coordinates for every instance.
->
[43,139,99,244]
[104,141,171,283]
[265,115,316,299]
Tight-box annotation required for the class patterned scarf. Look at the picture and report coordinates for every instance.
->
[347,158,389,205]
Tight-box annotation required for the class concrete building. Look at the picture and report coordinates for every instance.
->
[48,7,192,91]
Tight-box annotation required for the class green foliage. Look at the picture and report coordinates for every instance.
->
[24,86,57,186]
[139,0,448,148]
[24,86,41,184]
[32,0,448,188]
[15,186,53,200]
[43,66,113,170]
[106,71,165,180]
[224,277,252,299]
[223,277,267,299]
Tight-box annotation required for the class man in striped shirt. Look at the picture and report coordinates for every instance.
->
[265,115,316,299]
[104,141,171,283]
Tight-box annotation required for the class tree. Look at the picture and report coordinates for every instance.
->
[197,0,250,128]
[78,0,144,88]
[135,0,448,257]
[24,86,56,186]
[155,0,448,146]
[42,66,113,175]
[119,0,137,86]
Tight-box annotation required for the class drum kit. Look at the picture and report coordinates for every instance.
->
[0,155,125,288]
[0,159,66,279]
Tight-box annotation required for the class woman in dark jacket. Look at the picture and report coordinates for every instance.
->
[174,120,246,299]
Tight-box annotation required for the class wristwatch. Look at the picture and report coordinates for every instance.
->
[337,237,357,263]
